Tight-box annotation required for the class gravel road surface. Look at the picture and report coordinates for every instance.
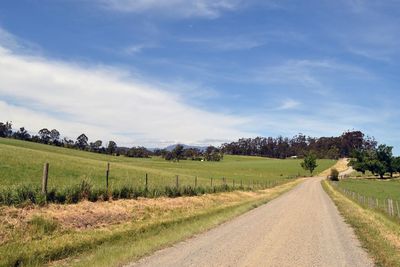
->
[128,177,373,267]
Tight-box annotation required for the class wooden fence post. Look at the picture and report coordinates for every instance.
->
[176,175,179,188]
[388,199,394,216]
[106,163,110,191]
[195,176,197,188]
[211,177,213,187]
[145,173,148,190]
[42,162,49,195]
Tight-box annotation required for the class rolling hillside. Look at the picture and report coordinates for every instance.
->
[0,138,335,190]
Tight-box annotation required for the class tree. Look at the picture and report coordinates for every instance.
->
[76,134,88,150]
[349,150,370,175]
[350,145,396,179]
[38,128,51,144]
[126,147,151,158]
[89,140,102,152]
[13,127,30,140]
[164,151,174,161]
[183,148,202,160]
[0,121,12,137]
[368,159,386,179]
[301,154,318,176]
[63,137,75,148]
[107,141,117,155]
[50,129,60,145]
[392,157,400,175]
[375,144,393,178]
[172,144,185,162]
[204,146,223,161]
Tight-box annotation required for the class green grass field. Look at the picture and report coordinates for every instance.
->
[0,138,335,190]
[338,179,400,201]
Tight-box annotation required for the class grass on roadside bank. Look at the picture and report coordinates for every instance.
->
[337,179,400,202]
[0,179,303,267]
[322,180,400,267]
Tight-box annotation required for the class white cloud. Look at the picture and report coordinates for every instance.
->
[180,36,265,51]
[98,0,243,19]
[123,43,156,55]
[0,42,253,147]
[279,99,300,110]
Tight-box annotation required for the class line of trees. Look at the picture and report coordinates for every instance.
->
[0,121,119,155]
[221,131,377,159]
[155,144,223,162]
[0,121,224,161]
[349,145,400,179]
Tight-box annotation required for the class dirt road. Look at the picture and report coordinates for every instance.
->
[129,177,373,267]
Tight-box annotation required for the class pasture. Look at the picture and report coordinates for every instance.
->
[0,138,335,190]
[338,178,400,201]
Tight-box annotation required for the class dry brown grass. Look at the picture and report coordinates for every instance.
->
[0,180,303,237]
[0,178,305,267]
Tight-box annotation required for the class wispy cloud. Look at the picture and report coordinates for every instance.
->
[0,26,41,54]
[98,0,244,19]
[278,99,300,110]
[123,43,156,55]
[180,36,265,51]
[179,31,304,51]
[335,0,400,62]
[254,59,372,94]
[0,28,252,147]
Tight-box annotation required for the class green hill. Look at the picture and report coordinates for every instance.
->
[0,138,335,190]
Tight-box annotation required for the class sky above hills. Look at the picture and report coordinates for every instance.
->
[0,1,399,152]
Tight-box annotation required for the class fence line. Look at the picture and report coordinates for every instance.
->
[0,162,304,206]
[331,182,400,219]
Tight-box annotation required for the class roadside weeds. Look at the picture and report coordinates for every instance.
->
[0,179,303,267]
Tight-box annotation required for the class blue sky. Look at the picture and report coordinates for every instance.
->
[0,0,399,152]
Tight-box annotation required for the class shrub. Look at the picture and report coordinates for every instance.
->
[330,168,339,181]
[79,180,92,200]
[65,186,81,204]
[15,186,36,204]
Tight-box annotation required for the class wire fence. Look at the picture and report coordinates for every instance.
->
[0,162,298,206]
[331,181,400,220]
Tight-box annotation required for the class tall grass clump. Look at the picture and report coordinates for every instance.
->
[0,178,289,206]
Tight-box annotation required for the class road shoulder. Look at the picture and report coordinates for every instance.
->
[322,179,400,267]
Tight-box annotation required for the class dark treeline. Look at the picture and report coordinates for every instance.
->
[221,131,377,159]
[0,121,223,161]
[155,144,223,162]
[0,121,121,155]
[1,121,380,161]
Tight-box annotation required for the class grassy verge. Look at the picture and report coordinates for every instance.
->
[322,180,400,267]
[0,179,302,267]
